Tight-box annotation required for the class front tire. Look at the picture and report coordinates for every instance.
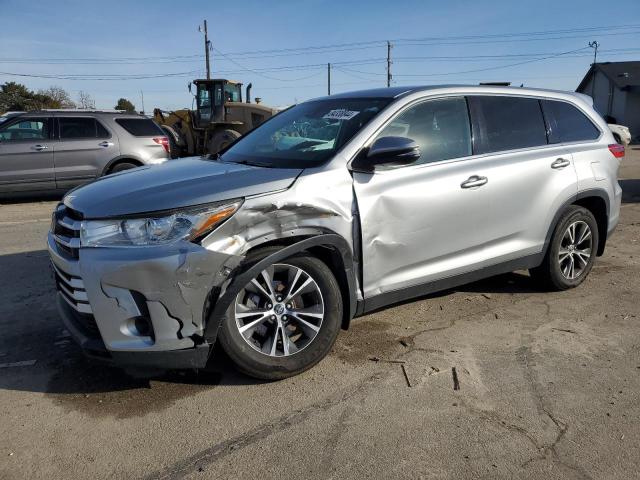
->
[530,206,599,290]
[207,129,241,155]
[218,252,343,380]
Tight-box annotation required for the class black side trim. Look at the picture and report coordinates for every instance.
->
[203,234,357,343]
[543,188,610,257]
[362,253,543,314]
[576,188,610,216]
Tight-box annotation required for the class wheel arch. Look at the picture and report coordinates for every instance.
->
[203,234,358,344]
[573,191,609,256]
[102,156,144,176]
[544,189,610,258]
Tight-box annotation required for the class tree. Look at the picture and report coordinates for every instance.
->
[1,82,78,113]
[0,82,38,111]
[77,90,95,109]
[38,86,76,109]
[115,98,135,112]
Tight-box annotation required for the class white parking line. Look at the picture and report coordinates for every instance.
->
[0,219,50,226]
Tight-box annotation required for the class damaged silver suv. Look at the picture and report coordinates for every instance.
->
[48,85,623,379]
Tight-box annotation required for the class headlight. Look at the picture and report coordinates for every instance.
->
[80,200,242,247]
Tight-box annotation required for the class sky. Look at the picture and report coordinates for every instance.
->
[1,0,639,111]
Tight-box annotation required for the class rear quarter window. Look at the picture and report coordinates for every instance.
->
[468,96,548,154]
[541,100,601,143]
[115,118,164,136]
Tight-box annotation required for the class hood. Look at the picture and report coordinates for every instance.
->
[64,157,302,218]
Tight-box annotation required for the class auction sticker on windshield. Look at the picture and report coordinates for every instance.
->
[323,109,360,121]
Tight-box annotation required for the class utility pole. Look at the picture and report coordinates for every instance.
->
[386,41,392,87]
[203,20,211,79]
[327,63,331,96]
[140,90,145,114]
[589,40,599,65]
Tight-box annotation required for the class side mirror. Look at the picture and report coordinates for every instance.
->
[351,136,421,172]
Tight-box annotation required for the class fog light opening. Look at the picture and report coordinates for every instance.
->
[132,316,154,339]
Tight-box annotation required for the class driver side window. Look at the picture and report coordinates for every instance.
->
[0,118,49,142]
[377,97,472,165]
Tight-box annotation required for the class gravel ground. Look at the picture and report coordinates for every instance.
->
[1,149,639,480]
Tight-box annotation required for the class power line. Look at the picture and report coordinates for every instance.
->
[4,24,639,65]
[0,69,204,81]
[4,44,637,82]
[220,24,640,56]
[340,47,591,78]
[211,46,323,81]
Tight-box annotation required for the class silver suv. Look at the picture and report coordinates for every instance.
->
[47,85,623,379]
[0,110,169,194]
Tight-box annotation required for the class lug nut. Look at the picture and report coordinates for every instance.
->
[267,303,272,308]
[286,303,291,309]
[282,315,287,320]
[270,315,276,320]
[276,296,282,302]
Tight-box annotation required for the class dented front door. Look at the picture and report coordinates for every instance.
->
[353,160,488,298]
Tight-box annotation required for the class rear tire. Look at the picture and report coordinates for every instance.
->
[530,206,599,290]
[218,250,343,380]
[166,132,181,159]
[108,162,138,174]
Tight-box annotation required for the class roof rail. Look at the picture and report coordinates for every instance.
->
[37,109,128,113]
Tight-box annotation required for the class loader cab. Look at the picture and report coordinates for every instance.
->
[193,79,243,128]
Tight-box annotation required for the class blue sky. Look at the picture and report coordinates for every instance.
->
[1,0,639,110]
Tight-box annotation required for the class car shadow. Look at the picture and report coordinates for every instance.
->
[620,179,640,203]
[0,242,572,416]
[364,270,541,316]
[0,191,64,204]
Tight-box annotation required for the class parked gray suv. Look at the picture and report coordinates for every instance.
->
[0,110,169,194]
[48,85,623,379]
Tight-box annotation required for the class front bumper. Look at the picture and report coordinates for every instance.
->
[48,226,241,369]
[56,293,211,368]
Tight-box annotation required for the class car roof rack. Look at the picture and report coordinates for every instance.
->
[36,109,129,113]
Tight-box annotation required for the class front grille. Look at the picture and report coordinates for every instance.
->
[52,204,82,259]
[53,262,102,340]
[52,262,92,314]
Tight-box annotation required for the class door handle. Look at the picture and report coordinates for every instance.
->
[551,158,571,169]
[460,175,488,189]
[98,141,113,148]
[32,144,48,151]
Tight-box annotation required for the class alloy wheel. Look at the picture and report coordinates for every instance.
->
[558,220,593,280]
[234,263,325,357]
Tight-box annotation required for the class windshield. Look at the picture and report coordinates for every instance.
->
[220,97,391,168]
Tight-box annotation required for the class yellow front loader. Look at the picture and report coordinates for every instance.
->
[154,79,276,157]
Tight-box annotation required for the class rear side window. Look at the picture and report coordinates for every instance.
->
[59,117,109,139]
[541,100,600,143]
[376,96,472,165]
[115,118,163,136]
[468,96,547,154]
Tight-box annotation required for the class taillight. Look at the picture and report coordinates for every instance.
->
[608,143,625,158]
[153,136,170,154]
